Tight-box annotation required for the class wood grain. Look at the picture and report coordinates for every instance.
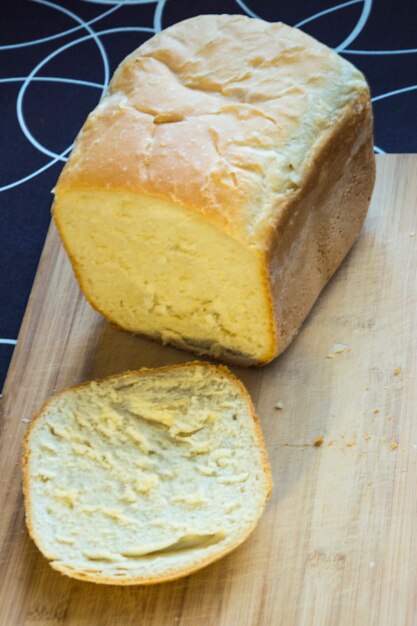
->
[1,155,417,626]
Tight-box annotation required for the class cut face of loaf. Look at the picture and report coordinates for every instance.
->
[53,15,375,364]
[23,363,272,584]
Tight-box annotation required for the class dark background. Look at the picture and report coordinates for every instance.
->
[1,0,416,389]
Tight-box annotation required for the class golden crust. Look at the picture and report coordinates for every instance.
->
[22,361,272,585]
[54,14,369,249]
[265,93,375,360]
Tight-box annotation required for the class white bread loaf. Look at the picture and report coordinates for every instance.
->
[23,362,272,584]
[53,15,375,365]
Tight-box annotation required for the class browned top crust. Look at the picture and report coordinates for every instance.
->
[55,14,370,249]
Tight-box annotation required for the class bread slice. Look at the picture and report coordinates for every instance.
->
[23,362,272,584]
[52,15,375,365]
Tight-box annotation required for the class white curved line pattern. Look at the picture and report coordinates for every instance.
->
[233,0,262,20]
[0,339,17,345]
[0,76,104,89]
[1,22,155,191]
[334,0,373,52]
[0,0,124,50]
[234,0,374,59]
[369,86,417,154]
[0,149,72,193]
[295,0,362,28]
[344,48,417,55]
[372,85,417,103]
[97,26,155,35]
[153,0,167,33]
[80,0,156,4]
[37,0,115,87]
[16,0,110,163]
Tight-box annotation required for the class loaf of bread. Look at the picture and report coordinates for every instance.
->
[53,15,375,365]
[23,362,272,584]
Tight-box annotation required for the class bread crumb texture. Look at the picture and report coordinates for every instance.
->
[326,343,349,359]
[24,363,271,584]
[53,15,373,363]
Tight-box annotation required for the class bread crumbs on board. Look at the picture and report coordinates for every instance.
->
[309,432,401,453]
[326,343,348,359]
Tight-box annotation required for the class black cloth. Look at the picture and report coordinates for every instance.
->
[1,0,416,389]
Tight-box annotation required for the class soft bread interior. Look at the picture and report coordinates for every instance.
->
[54,191,274,362]
[25,364,270,583]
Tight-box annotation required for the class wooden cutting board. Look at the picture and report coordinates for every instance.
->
[1,155,416,626]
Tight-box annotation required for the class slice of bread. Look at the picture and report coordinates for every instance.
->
[23,362,272,584]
